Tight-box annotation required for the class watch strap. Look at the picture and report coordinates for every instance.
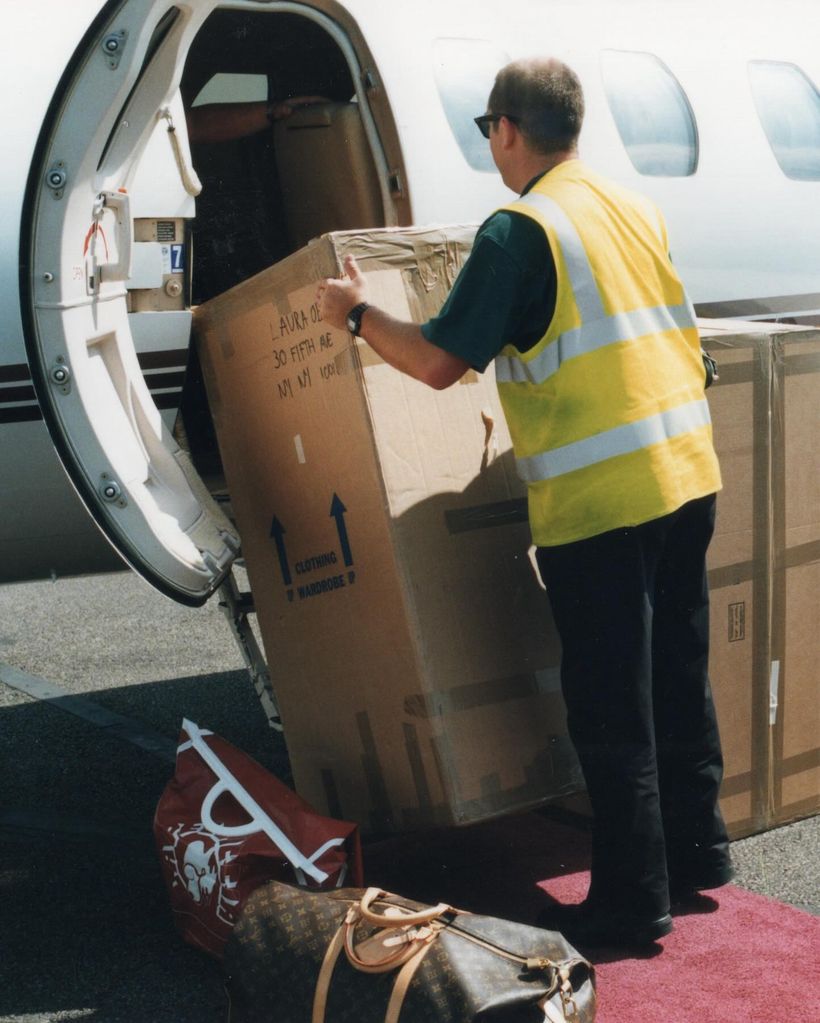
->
[346,302,370,336]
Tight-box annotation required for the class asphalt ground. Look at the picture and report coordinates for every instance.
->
[1,567,818,1023]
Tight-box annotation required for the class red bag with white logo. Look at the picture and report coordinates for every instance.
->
[153,719,363,959]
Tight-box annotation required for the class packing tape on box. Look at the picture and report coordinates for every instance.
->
[411,731,583,829]
[769,342,820,822]
[701,355,755,387]
[347,695,580,830]
[444,498,529,534]
[751,329,775,831]
[743,330,820,828]
[331,226,476,282]
[783,348,820,376]
[333,343,358,375]
[783,538,820,569]
[404,668,561,719]
[403,720,434,814]
[344,683,577,832]
[406,234,474,312]
[389,736,583,830]
[320,768,344,822]
[720,770,754,799]
[356,709,395,831]
[349,712,447,830]
[769,660,781,727]
[708,559,755,591]
[780,749,820,782]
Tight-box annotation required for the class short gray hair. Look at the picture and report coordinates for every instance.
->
[488,58,584,154]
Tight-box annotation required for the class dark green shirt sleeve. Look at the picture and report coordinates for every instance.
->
[420,210,556,373]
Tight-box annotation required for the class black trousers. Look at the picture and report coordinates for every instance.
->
[535,494,729,918]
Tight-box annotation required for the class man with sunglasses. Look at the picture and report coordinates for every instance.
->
[317,57,732,950]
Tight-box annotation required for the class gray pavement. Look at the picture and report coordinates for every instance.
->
[0,568,817,1022]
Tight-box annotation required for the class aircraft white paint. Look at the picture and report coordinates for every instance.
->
[3,0,820,601]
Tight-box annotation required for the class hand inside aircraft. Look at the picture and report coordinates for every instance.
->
[186,94,329,145]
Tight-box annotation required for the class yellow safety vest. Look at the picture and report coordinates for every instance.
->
[495,161,721,546]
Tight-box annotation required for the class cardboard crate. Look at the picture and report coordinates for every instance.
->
[778,331,820,826]
[556,323,820,840]
[195,226,820,838]
[702,321,820,837]
[195,226,583,833]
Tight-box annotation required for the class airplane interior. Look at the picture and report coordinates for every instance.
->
[175,8,391,486]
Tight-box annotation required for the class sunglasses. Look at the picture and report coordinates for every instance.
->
[474,112,519,139]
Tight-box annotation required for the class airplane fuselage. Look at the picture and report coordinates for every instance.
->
[3,0,820,590]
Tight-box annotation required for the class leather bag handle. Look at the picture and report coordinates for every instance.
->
[313,913,436,1023]
[357,887,451,928]
[343,913,432,973]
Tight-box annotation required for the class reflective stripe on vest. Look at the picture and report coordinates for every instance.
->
[515,397,712,483]
[492,164,720,545]
[495,191,698,386]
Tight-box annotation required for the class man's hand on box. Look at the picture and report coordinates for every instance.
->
[317,255,368,331]
[316,253,470,390]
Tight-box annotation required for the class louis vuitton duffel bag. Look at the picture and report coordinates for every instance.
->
[224,881,596,1022]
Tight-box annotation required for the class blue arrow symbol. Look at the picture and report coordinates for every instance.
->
[330,493,353,567]
[269,515,292,586]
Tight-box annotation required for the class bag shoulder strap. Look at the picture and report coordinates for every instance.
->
[312,919,346,1023]
[384,939,436,1023]
[312,905,439,1023]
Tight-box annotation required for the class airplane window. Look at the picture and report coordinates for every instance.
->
[600,50,698,177]
[434,38,511,173]
[748,62,820,181]
[192,73,268,107]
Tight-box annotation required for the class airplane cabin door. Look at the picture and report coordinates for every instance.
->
[20,1,240,606]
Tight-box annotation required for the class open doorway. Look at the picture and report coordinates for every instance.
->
[177,6,391,482]
[22,0,403,603]
[182,7,386,303]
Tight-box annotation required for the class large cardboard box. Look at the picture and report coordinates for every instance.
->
[701,321,820,838]
[195,227,820,840]
[778,330,820,826]
[526,322,820,840]
[195,227,583,833]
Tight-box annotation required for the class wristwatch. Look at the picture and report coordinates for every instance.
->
[345,302,370,336]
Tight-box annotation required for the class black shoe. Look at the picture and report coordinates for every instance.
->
[669,862,735,900]
[536,900,673,948]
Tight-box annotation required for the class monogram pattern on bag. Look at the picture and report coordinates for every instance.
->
[225,883,596,1023]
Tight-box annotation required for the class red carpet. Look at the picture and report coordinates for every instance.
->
[365,812,820,1023]
[541,868,820,1023]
